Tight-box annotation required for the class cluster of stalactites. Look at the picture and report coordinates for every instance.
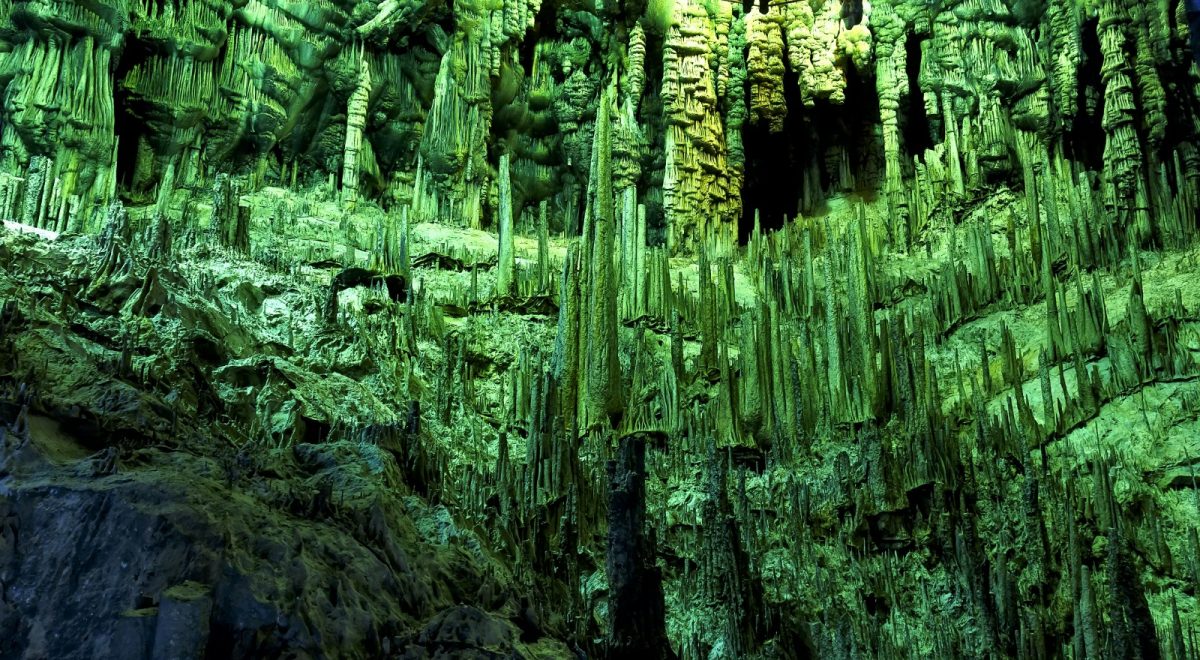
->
[660,0,743,254]
[0,28,122,226]
[2,37,117,158]
[744,0,872,132]
[409,0,545,228]
[867,0,1195,251]
[0,0,344,224]
[109,0,329,199]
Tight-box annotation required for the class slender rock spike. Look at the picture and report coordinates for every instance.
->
[585,82,623,429]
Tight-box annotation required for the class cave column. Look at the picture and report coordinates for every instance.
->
[1098,0,1143,225]
[871,6,909,246]
[605,433,675,658]
[341,53,373,210]
[623,23,647,111]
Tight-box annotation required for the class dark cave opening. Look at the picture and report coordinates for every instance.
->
[113,104,142,194]
[1065,17,1105,170]
[901,32,933,159]
[638,29,669,246]
[518,0,558,73]
[840,0,864,27]
[1161,59,1200,168]
[739,88,796,240]
[739,65,883,243]
[112,47,150,197]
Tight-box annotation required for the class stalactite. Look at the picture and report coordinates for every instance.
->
[745,8,788,134]
[781,0,849,107]
[1098,0,1145,223]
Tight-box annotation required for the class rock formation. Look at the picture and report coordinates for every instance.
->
[1,0,1200,658]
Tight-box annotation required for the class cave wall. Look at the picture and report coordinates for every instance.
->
[2,0,1196,252]
[3,1,1200,658]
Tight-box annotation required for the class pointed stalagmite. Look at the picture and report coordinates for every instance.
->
[496,152,516,297]
[585,83,622,429]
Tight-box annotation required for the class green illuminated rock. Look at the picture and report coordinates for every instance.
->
[1,0,1200,658]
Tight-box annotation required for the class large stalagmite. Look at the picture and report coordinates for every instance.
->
[585,84,623,429]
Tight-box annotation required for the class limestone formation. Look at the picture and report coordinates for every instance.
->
[340,52,373,210]
[585,84,622,429]
[660,1,742,253]
[1,1,1200,658]
[496,151,516,295]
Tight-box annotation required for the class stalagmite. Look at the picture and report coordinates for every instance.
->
[585,84,622,429]
[536,199,549,292]
[496,152,516,296]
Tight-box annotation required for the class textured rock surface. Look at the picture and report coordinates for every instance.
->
[0,229,574,659]
[2,0,1196,247]
[1,0,1200,658]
